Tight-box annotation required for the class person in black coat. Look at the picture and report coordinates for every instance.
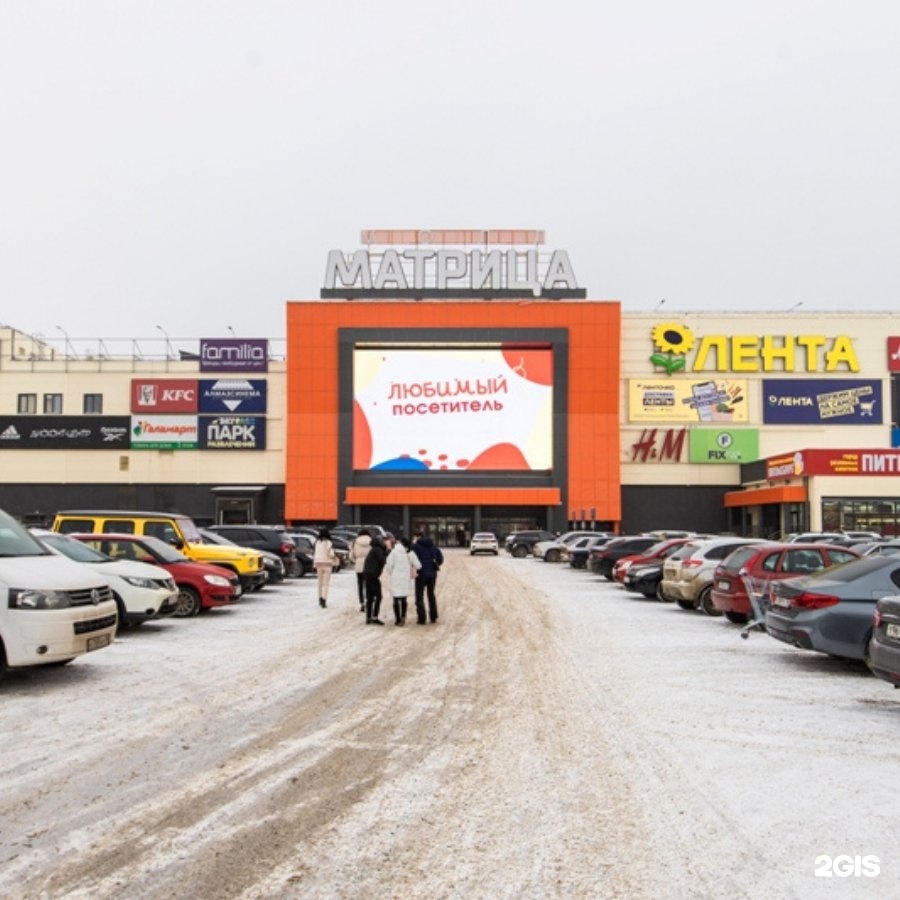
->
[363,535,388,625]
[412,532,444,624]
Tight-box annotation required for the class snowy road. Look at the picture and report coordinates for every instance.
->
[1,551,897,899]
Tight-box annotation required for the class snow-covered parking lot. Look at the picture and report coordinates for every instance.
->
[1,550,898,899]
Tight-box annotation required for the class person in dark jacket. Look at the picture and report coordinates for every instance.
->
[363,535,388,625]
[412,532,444,624]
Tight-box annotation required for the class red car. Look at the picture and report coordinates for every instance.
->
[613,538,693,584]
[70,533,241,618]
[709,542,860,624]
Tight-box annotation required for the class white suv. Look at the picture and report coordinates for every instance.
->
[470,532,499,555]
[33,530,178,627]
[661,537,765,614]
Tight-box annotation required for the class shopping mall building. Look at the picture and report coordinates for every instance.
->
[2,229,899,542]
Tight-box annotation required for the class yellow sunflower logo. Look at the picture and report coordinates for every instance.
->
[650,322,695,375]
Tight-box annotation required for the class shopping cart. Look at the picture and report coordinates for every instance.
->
[739,573,773,640]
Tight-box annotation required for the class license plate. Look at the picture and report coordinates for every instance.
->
[86,633,111,652]
[772,595,792,609]
[717,580,730,591]
[887,623,900,639]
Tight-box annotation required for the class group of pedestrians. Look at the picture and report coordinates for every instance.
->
[312,527,444,626]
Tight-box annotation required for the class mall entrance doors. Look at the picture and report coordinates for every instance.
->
[412,517,471,548]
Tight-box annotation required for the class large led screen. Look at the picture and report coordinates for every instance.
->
[353,346,553,471]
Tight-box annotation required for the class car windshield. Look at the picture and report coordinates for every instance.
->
[0,510,51,557]
[642,541,670,555]
[801,554,899,583]
[721,545,764,572]
[175,516,203,542]
[671,541,702,560]
[137,535,189,562]
[38,531,111,562]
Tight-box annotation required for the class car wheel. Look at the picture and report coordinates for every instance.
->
[700,587,721,616]
[114,595,128,631]
[864,632,875,668]
[174,585,202,618]
[546,549,560,563]
[725,611,749,624]
[675,598,697,611]
[513,545,528,558]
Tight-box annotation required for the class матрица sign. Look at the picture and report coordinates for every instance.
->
[321,247,585,298]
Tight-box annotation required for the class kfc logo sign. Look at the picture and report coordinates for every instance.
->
[131,379,198,413]
[888,337,900,373]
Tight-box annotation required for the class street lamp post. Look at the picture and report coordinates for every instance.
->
[155,325,174,360]
[55,325,74,361]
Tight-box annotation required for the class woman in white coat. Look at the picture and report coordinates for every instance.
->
[312,527,338,608]
[384,536,421,626]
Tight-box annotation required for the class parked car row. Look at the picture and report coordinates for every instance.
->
[69,533,241,617]
[531,529,900,690]
[53,509,269,593]
[508,524,900,688]
[0,506,353,682]
[33,530,180,626]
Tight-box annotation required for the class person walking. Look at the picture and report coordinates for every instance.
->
[412,531,444,624]
[312,527,338,608]
[349,528,372,612]
[363,534,388,625]
[384,536,421,625]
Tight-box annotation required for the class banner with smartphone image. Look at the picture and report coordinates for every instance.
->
[628,379,749,423]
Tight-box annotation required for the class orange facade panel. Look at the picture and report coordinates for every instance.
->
[724,485,808,507]
[285,299,621,523]
[345,487,561,506]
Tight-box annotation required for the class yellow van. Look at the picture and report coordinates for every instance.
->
[52,510,267,593]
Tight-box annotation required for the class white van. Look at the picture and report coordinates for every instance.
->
[0,508,118,679]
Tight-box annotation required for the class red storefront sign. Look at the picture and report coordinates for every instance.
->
[130,379,198,413]
[768,449,900,478]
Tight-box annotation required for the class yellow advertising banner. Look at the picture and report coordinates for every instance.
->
[628,379,749,423]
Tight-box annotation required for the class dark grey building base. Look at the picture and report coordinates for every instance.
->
[0,483,286,529]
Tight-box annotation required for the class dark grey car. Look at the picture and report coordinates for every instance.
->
[505,530,556,559]
[766,555,900,661]
[868,595,900,687]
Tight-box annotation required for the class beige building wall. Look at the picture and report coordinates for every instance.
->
[0,328,285,485]
[621,312,895,496]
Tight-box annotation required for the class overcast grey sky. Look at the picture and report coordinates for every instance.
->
[1,1,899,349]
